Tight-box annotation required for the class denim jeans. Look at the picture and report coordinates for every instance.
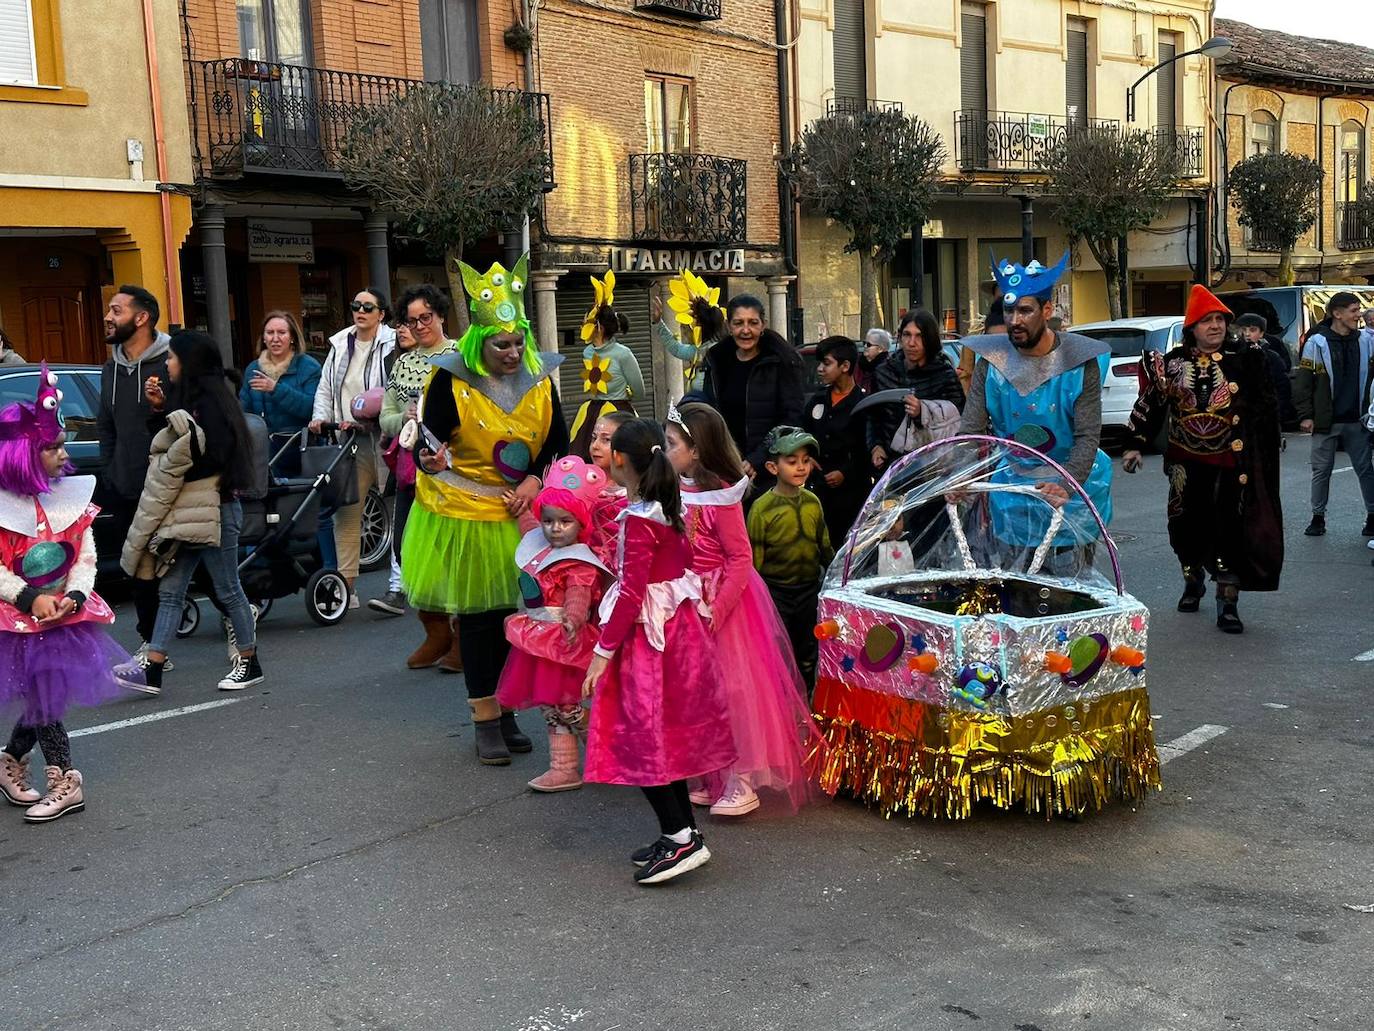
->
[150,499,258,657]
[1309,422,1374,515]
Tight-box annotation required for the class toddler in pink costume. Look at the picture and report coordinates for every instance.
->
[586,411,630,566]
[497,456,612,793]
[664,401,821,818]
[580,418,735,886]
[0,367,135,823]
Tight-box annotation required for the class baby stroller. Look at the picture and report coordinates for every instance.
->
[175,415,357,637]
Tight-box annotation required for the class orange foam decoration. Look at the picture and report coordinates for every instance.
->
[1043,652,1073,674]
[1109,645,1145,668]
[814,619,840,641]
[907,653,939,674]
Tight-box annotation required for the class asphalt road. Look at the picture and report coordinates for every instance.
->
[3,438,1372,1031]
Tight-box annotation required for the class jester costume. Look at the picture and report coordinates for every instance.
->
[569,269,645,457]
[401,253,570,764]
[1125,285,1284,632]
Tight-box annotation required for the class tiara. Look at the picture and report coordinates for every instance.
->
[666,399,692,440]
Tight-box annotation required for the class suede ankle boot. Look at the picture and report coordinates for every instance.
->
[1215,585,1243,634]
[0,751,39,806]
[469,696,511,765]
[1177,566,1206,613]
[407,611,452,669]
[499,710,532,752]
[24,767,84,823]
[528,729,583,792]
[437,617,464,673]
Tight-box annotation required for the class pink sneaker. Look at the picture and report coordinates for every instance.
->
[0,751,39,806]
[24,767,84,823]
[709,774,760,817]
[528,730,583,793]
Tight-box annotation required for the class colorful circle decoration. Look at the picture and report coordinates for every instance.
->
[858,623,904,672]
[19,540,75,590]
[1062,633,1109,687]
[952,662,1004,710]
[1013,423,1057,455]
[493,439,532,483]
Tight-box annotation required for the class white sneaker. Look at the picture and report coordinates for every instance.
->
[222,605,262,660]
[348,593,360,610]
[1367,539,1374,551]
[708,775,760,817]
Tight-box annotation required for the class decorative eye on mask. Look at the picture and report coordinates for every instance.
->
[41,395,58,412]
[479,288,494,302]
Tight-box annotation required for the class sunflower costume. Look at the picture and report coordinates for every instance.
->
[569,269,645,457]
[655,269,726,394]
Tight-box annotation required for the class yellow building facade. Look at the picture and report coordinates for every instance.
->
[0,0,193,362]
[795,0,1216,337]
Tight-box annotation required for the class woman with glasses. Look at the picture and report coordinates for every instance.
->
[310,287,396,608]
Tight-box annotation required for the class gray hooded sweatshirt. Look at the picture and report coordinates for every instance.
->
[97,331,172,500]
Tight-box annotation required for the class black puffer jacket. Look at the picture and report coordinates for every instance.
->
[865,352,966,459]
[701,330,807,470]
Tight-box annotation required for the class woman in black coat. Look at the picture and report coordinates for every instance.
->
[701,294,807,482]
[867,308,966,470]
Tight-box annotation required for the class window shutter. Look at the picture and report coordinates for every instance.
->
[960,4,987,114]
[0,0,37,86]
[832,0,865,103]
[1156,34,1176,133]
[1066,19,1088,127]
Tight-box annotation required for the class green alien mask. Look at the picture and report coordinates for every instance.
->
[458,254,530,334]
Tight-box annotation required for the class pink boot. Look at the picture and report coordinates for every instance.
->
[0,751,39,806]
[528,730,583,793]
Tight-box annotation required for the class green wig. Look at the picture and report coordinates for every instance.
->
[456,320,541,377]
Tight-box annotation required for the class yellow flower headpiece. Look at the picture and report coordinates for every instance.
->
[666,269,725,345]
[580,269,617,343]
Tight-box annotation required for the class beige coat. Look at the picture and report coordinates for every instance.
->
[120,410,222,579]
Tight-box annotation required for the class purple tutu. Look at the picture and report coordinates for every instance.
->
[0,624,131,725]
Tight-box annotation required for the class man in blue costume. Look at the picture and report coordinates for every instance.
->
[958,253,1112,564]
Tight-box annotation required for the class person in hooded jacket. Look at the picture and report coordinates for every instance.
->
[95,284,172,662]
[1234,313,1295,429]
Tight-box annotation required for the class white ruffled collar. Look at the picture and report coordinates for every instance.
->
[622,500,670,526]
[680,475,750,508]
[514,527,611,578]
[0,476,95,537]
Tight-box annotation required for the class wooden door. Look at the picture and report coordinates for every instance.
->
[20,287,93,364]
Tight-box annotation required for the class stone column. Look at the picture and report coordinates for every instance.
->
[763,275,796,339]
[363,210,390,293]
[529,269,566,353]
[200,203,233,367]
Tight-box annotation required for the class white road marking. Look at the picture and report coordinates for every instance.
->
[69,699,244,738]
[1262,702,1290,709]
[1354,647,1374,662]
[1157,723,1228,764]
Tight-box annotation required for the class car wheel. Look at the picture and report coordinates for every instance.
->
[359,487,393,572]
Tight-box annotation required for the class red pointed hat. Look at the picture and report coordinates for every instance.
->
[1183,284,1232,328]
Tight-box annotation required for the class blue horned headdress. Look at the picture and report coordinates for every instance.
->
[992,250,1072,307]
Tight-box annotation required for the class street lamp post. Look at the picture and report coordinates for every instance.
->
[1126,36,1233,122]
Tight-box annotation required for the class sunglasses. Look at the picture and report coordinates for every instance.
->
[350,301,380,314]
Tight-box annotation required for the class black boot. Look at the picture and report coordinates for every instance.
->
[470,697,511,766]
[1215,585,1243,634]
[499,711,532,753]
[1177,566,1206,613]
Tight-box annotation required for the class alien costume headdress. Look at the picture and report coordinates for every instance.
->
[990,250,1072,309]
[451,254,540,377]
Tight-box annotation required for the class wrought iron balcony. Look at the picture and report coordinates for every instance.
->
[825,97,903,117]
[1245,226,1286,252]
[188,58,554,189]
[1154,126,1204,180]
[628,153,747,245]
[954,110,1120,172]
[633,0,720,19]
[1337,201,1374,251]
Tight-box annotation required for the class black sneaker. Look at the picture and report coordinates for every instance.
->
[1304,514,1326,536]
[218,653,264,691]
[368,590,408,617]
[1363,514,1374,537]
[633,834,711,885]
[631,829,701,867]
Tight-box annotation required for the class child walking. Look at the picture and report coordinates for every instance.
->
[496,456,612,791]
[664,402,820,818]
[801,336,870,545]
[747,426,834,690]
[0,367,132,822]
[580,419,735,886]
[586,411,632,566]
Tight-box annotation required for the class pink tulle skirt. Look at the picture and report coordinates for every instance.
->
[0,623,130,725]
[495,614,595,709]
[703,569,822,810]
[583,605,736,787]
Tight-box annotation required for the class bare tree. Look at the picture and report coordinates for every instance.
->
[339,83,548,330]
[782,108,946,331]
[1228,153,1324,286]
[1038,126,1180,320]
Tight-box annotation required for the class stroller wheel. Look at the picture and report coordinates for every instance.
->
[305,569,350,626]
[253,597,273,622]
[176,598,201,639]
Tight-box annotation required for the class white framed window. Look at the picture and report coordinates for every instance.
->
[1250,111,1277,156]
[0,0,38,86]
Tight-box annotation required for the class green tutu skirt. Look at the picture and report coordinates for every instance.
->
[401,505,522,614]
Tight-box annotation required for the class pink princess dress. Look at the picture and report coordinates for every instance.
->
[583,502,736,787]
[587,483,628,568]
[682,477,821,811]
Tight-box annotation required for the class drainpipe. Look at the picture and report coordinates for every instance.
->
[140,0,182,326]
[775,0,798,278]
[1316,92,1335,283]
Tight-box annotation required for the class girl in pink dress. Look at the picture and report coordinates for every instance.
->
[664,401,821,818]
[586,411,631,567]
[496,456,612,793]
[0,367,134,823]
[580,418,735,886]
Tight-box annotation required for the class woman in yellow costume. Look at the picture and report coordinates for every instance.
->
[402,254,570,765]
[569,269,646,457]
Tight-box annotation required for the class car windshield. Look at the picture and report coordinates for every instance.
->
[1074,326,1172,357]
[0,372,100,443]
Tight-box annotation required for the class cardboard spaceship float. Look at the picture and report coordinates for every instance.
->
[811,435,1161,819]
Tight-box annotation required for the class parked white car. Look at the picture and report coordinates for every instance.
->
[1071,315,1184,445]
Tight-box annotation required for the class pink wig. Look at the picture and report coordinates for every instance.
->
[532,456,608,543]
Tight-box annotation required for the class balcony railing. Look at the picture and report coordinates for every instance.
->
[1154,126,1204,180]
[1337,201,1374,250]
[954,110,1120,172]
[628,153,747,245]
[1245,226,1286,252]
[188,58,554,189]
[825,97,903,117]
[632,0,720,19]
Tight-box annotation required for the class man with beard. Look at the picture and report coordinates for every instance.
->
[1122,286,1282,634]
[96,285,172,669]
[958,253,1113,568]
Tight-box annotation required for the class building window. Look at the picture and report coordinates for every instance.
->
[1340,120,1364,203]
[960,2,988,117]
[1250,111,1277,156]
[420,0,479,84]
[645,75,692,153]
[0,0,38,85]
[1065,16,1089,127]
[832,0,865,105]
[236,0,311,65]
[1156,31,1177,135]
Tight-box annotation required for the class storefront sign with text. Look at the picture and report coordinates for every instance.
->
[248,220,315,264]
[609,247,745,275]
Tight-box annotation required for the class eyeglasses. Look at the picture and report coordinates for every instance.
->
[350,301,380,314]
[404,312,436,329]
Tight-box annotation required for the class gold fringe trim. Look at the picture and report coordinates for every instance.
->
[809,687,1162,820]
